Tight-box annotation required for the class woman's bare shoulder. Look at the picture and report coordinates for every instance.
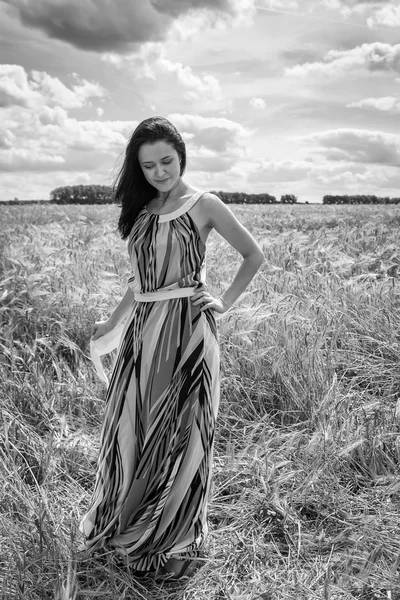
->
[198,191,225,212]
[196,192,236,229]
[200,191,221,202]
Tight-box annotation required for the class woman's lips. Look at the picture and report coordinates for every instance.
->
[156,177,170,183]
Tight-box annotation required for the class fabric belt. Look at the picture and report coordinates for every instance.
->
[133,287,196,302]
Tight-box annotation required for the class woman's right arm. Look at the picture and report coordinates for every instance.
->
[107,287,136,328]
[92,287,135,340]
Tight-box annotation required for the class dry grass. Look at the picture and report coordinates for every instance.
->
[1,203,400,599]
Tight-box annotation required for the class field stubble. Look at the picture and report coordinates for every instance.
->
[1,203,400,599]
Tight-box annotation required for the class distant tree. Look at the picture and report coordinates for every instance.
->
[210,190,277,204]
[323,194,400,205]
[50,185,114,204]
[280,194,298,204]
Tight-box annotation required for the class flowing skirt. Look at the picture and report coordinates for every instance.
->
[80,297,220,572]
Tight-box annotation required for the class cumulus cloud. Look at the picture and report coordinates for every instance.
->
[0,170,96,201]
[324,1,390,8]
[255,153,400,196]
[348,96,400,111]
[308,161,400,194]
[323,1,391,15]
[247,159,313,183]
[249,97,266,109]
[157,113,254,173]
[367,4,400,27]
[159,60,221,102]
[0,100,137,172]
[168,113,252,156]
[286,42,400,77]
[312,167,386,187]
[0,64,106,109]
[322,1,400,29]
[0,82,251,175]
[189,151,237,173]
[0,65,39,108]
[3,0,257,53]
[103,43,222,102]
[169,0,258,41]
[0,64,121,173]
[60,117,135,152]
[300,128,400,166]
[0,147,65,172]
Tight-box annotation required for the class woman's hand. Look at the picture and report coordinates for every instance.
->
[91,320,113,341]
[191,287,229,314]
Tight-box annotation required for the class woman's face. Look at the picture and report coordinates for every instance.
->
[138,140,181,193]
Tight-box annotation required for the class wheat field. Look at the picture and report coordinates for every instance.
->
[1,202,400,600]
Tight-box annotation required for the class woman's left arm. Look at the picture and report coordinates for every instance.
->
[191,193,264,314]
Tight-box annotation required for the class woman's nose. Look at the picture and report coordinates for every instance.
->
[155,164,165,177]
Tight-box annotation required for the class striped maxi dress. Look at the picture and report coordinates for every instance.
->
[80,190,220,572]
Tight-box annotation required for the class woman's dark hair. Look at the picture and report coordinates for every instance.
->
[114,116,186,239]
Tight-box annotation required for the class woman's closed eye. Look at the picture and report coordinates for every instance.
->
[143,160,172,170]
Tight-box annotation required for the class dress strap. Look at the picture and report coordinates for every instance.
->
[158,190,205,222]
[181,190,204,213]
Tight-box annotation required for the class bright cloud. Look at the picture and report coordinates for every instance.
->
[0,147,65,172]
[286,42,400,77]
[168,113,252,156]
[0,64,106,109]
[0,65,127,173]
[249,97,266,109]
[163,113,254,175]
[0,81,253,175]
[322,1,400,31]
[160,60,221,102]
[189,151,238,173]
[323,0,393,17]
[103,43,222,102]
[309,162,400,193]
[300,128,400,166]
[0,100,136,172]
[248,159,313,183]
[348,96,400,110]
[367,4,400,27]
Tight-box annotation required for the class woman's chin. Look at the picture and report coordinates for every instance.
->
[158,178,184,194]
[153,178,171,191]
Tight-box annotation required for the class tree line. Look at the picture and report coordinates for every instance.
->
[50,185,114,204]
[4,187,400,206]
[323,194,400,204]
[47,185,298,205]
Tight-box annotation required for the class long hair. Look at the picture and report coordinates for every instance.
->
[114,116,187,240]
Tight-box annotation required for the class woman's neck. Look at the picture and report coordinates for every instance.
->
[157,178,188,204]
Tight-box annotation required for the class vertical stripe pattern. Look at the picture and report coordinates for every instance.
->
[80,191,220,572]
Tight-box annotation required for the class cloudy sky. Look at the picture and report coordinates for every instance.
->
[1,0,400,203]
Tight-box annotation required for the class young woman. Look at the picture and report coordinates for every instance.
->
[80,116,264,579]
